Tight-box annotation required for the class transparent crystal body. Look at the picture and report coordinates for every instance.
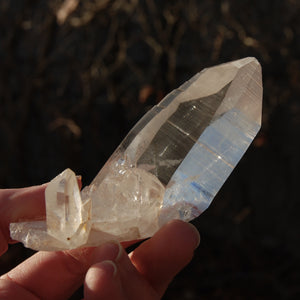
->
[10,57,262,251]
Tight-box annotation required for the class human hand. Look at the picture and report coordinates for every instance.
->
[0,184,200,299]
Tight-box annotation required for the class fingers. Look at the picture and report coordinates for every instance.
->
[0,185,46,249]
[0,177,82,252]
[84,261,124,300]
[84,243,159,300]
[3,185,46,223]
[1,183,200,300]
[130,220,200,297]
[84,220,200,300]
[0,278,38,300]
[1,221,199,299]
[2,177,82,229]
[0,242,122,300]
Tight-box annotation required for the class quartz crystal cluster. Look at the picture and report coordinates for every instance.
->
[10,57,262,251]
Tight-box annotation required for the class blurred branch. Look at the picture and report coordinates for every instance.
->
[57,0,79,25]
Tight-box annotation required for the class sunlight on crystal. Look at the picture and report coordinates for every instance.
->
[10,57,262,251]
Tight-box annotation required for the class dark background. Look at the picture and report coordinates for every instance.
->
[0,0,299,299]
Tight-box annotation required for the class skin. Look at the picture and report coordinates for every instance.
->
[0,182,200,299]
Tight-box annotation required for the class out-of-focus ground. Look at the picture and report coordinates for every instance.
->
[0,0,299,299]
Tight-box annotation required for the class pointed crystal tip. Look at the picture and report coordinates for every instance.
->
[10,57,262,251]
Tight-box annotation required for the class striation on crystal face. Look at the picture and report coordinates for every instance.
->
[10,57,263,251]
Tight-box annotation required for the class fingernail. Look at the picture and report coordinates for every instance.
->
[76,175,82,180]
[187,222,201,249]
[92,241,122,263]
[98,260,117,277]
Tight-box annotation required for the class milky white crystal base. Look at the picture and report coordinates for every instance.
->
[10,57,262,251]
[10,166,164,251]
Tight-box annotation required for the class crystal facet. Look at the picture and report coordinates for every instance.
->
[10,57,263,251]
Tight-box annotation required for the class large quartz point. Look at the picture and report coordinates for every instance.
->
[10,57,262,251]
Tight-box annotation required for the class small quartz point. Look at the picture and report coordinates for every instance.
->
[10,57,262,251]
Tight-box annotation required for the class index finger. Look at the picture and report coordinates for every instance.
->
[0,178,82,254]
[0,185,46,255]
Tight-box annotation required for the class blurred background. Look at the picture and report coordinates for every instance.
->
[0,0,299,299]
